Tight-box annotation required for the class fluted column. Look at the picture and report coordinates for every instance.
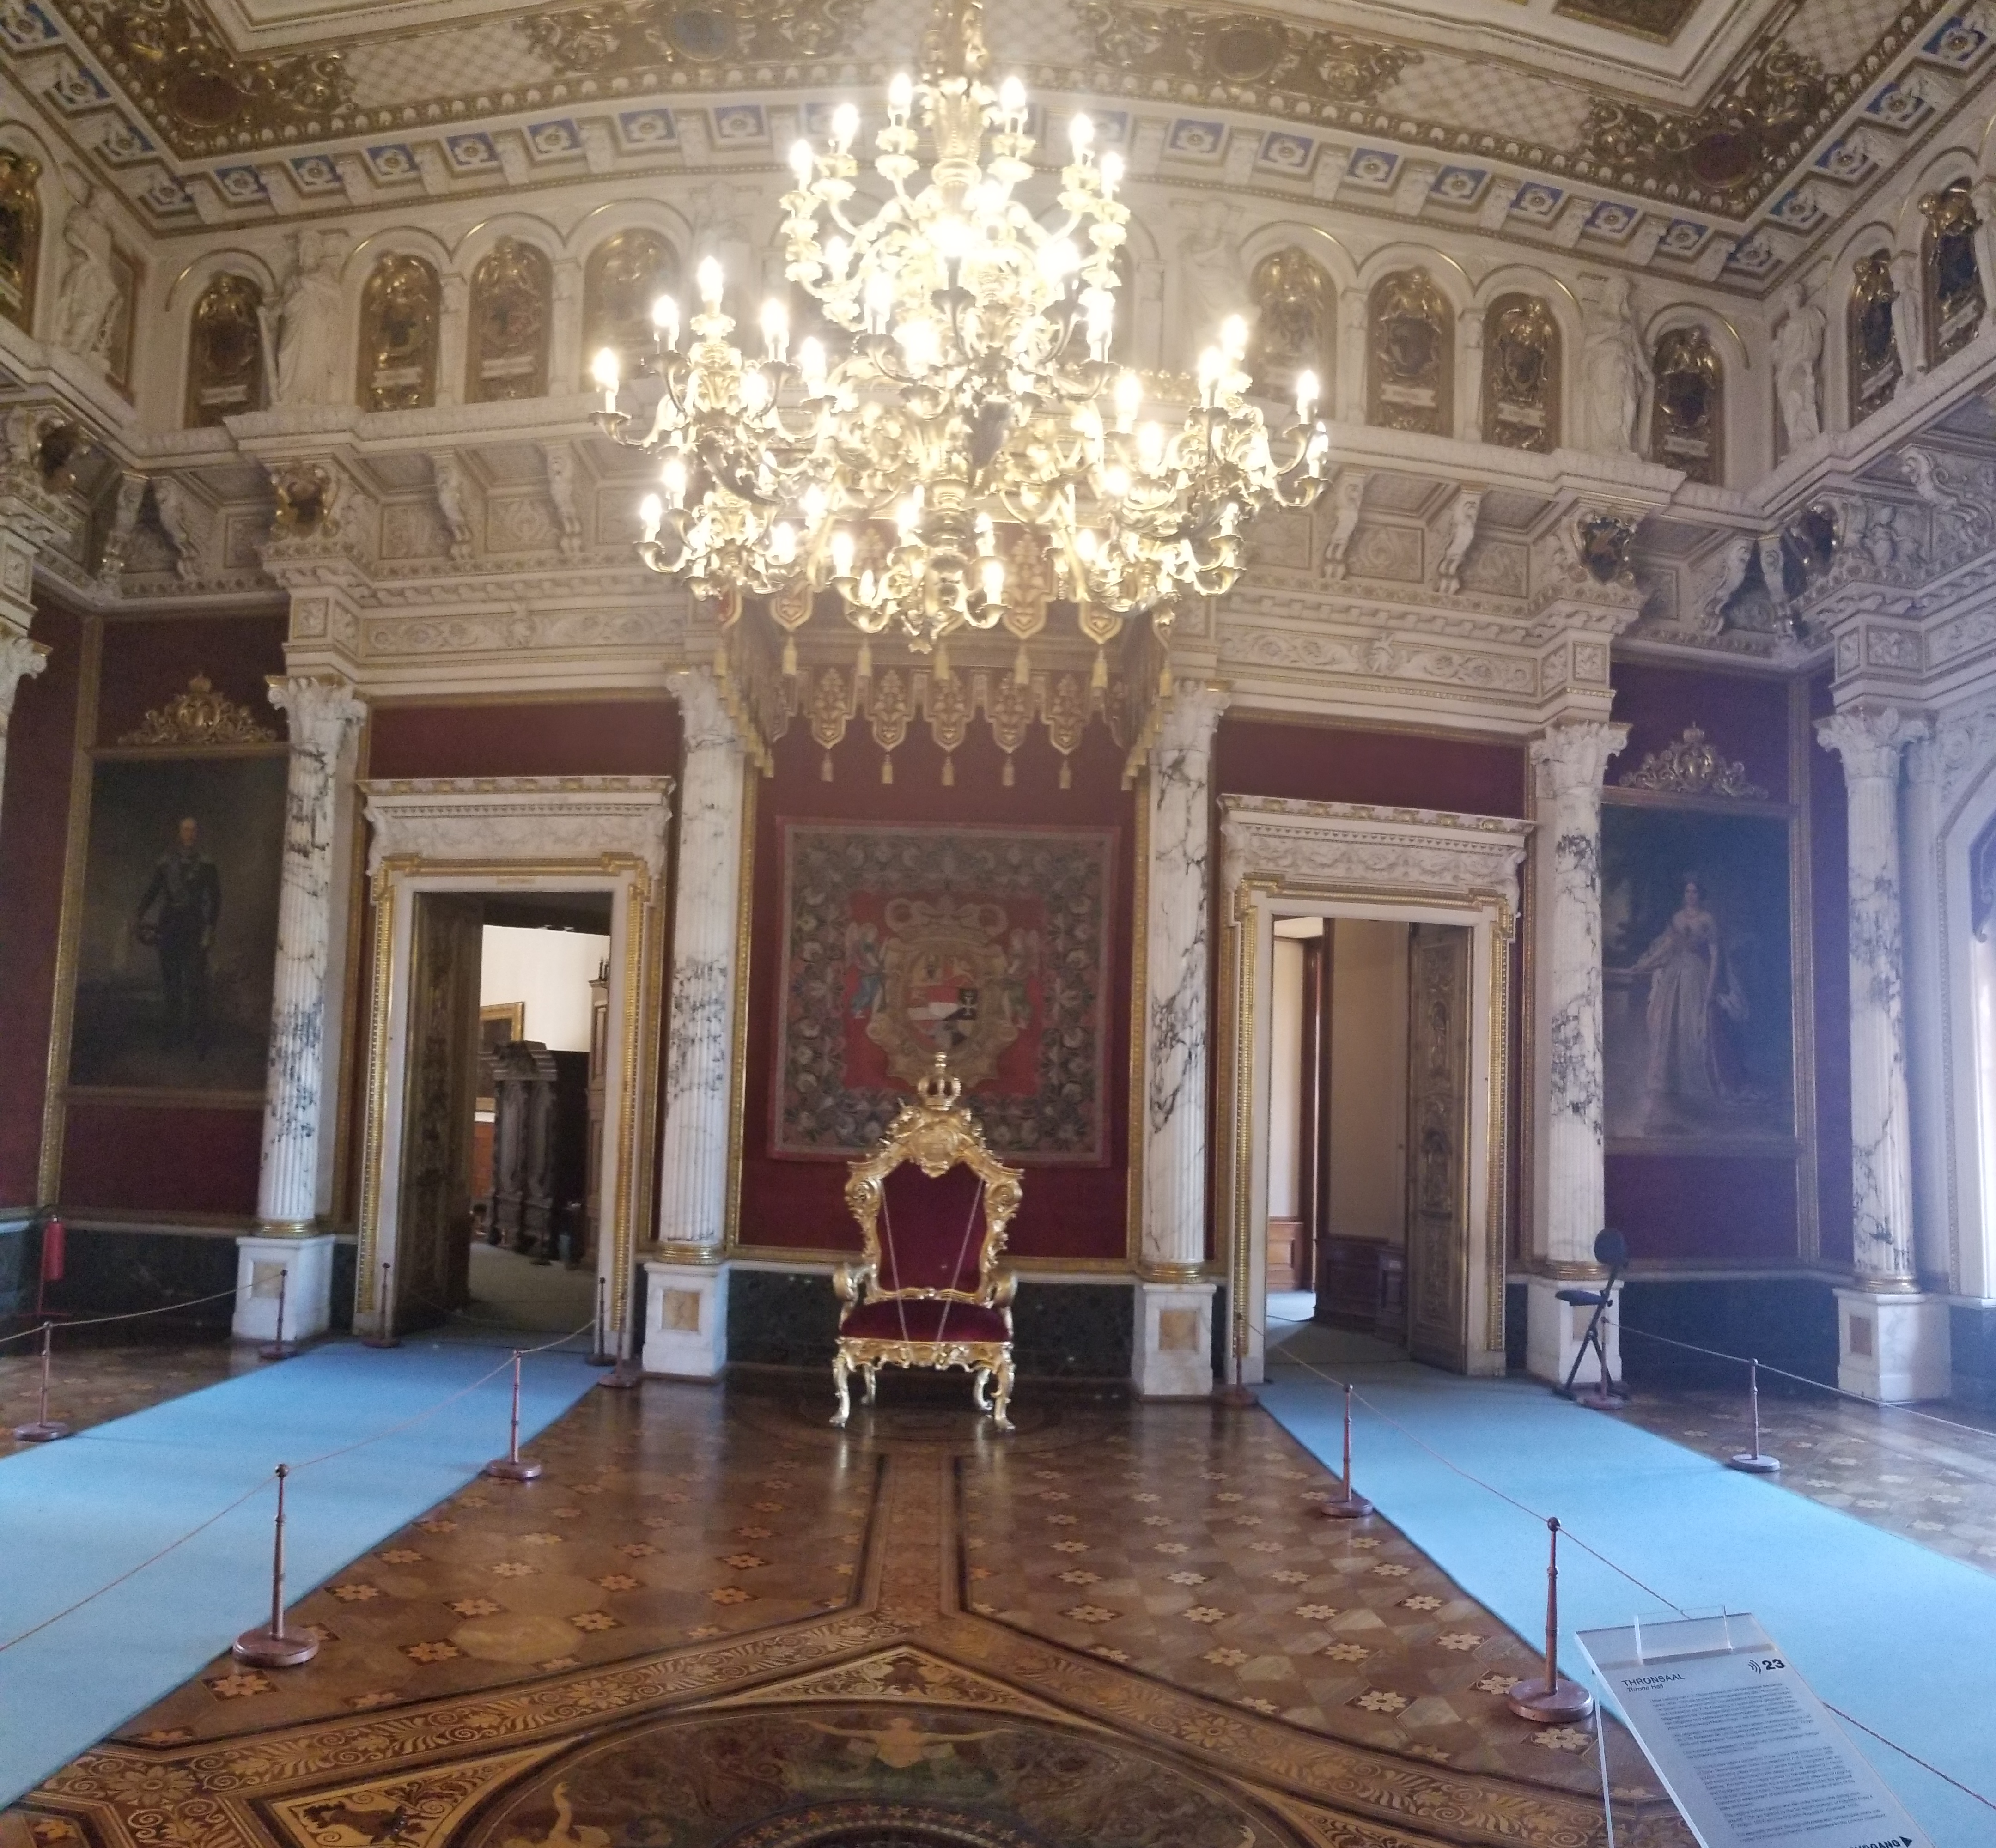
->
[1525,720,1626,1387]
[1818,707,1950,1400]
[235,676,364,1344]
[1134,681,1229,1397]
[644,666,748,1377]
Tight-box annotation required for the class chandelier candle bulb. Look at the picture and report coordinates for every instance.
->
[651,295,678,347]
[590,346,618,416]
[697,258,724,307]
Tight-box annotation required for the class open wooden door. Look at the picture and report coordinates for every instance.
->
[395,893,483,1329]
[1405,923,1472,1370]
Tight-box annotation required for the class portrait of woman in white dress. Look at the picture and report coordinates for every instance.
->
[1627,875,1749,1130]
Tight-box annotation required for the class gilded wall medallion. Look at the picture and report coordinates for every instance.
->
[1649,325,1722,485]
[468,237,552,403]
[183,273,265,426]
[0,147,40,334]
[1848,251,1900,420]
[1922,179,1984,367]
[358,255,440,412]
[585,229,677,371]
[1248,248,1334,406]
[1481,293,1560,452]
[1367,270,1452,436]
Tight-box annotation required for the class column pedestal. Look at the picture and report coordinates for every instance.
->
[1133,1280,1215,1398]
[232,1234,336,1343]
[642,1259,728,1379]
[1836,1288,1950,1403]
[1525,1276,1622,1389]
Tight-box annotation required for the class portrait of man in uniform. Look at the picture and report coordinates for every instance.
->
[134,816,223,1053]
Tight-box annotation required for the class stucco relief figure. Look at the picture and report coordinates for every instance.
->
[1888,246,1925,382]
[1579,276,1650,456]
[1624,877,1748,1131]
[264,231,344,407]
[1321,469,1366,578]
[53,184,120,365]
[1771,283,1824,449]
[1175,198,1245,360]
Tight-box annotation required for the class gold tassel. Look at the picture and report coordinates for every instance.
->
[1002,756,1015,786]
[1090,645,1108,693]
[1059,758,1072,789]
[942,754,955,786]
[935,639,951,681]
[881,753,894,784]
[821,750,834,782]
[781,635,797,678]
[1013,644,1031,687]
[857,638,873,683]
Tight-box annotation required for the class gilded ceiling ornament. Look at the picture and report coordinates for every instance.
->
[1081,2,1414,105]
[523,0,863,74]
[1249,249,1335,410]
[1649,326,1723,486]
[1618,725,1765,799]
[1580,42,1827,205]
[1848,250,1900,421]
[1481,294,1560,454]
[1367,271,1452,437]
[0,148,41,335]
[76,0,352,151]
[119,673,276,748]
[1921,180,1984,369]
[270,462,340,537]
[358,256,440,413]
[1574,512,1637,584]
[184,274,266,427]
[468,238,552,404]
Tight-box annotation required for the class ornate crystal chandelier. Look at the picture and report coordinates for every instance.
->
[592,0,1333,683]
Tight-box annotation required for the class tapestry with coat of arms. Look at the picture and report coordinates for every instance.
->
[774,821,1116,1161]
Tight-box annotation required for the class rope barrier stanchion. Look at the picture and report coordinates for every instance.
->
[483,1350,543,1482]
[1506,1517,1594,1725]
[361,1261,400,1349]
[258,1269,299,1362]
[1318,1382,1373,1520]
[232,1463,318,1668]
[586,1276,614,1368]
[13,1323,72,1442]
[1727,1357,1781,1475]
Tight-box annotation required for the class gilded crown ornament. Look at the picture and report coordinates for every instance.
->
[594,0,1333,682]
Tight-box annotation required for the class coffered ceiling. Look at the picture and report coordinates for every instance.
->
[4,0,1989,289]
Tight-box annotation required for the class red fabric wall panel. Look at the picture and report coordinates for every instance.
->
[1605,1152,1799,1264]
[737,717,1135,1262]
[0,602,82,1205]
[1214,717,1527,816]
[60,1103,262,1216]
[93,614,286,747]
[367,701,681,778]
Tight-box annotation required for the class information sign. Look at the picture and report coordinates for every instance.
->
[1576,1615,1931,1848]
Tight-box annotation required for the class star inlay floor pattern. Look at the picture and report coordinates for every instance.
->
[4,1365,1698,1848]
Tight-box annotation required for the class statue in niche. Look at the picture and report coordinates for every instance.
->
[1921,179,1984,367]
[468,237,551,402]
[1175,198,1246,362]
[1887,247,1925,386]
[184,274,265,426]
[1481,293,1560,452]
[264,230,344,407]
[584,229,676,371]
[1649,325,1723,485]
[1366,270,1452,435]
[1579,275,1649,456]
[1770,282,1824,450]
[358,254,439,411]
[53,182,121,366]
[1848,251,1900,420]
[0,147,41,333]
[1247,248,1333,406]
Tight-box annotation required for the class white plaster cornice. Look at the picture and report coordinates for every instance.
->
[360,776,674,879]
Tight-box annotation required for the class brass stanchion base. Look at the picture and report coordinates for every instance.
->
[1564,1385,1628,1412]
[258,1340,299,1362]
[585,1348,616,1368]
[1728,1451,1781,1474]
[596,1360,642,1391]
[232,1624,319,1668]
[12,1420,71,1442]
[359,1332,401,1349]
[483,1456,543,1481]
[1318,1491,1373,1520]
[1505,1677,1594,1724]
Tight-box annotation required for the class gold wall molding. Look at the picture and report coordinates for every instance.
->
[1617,723,1765,798]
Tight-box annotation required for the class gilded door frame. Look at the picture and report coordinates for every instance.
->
[1217,796,1530,1384]
[354,778,672,1358]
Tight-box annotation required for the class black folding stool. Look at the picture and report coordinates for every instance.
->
[1557,1227,1627,1409]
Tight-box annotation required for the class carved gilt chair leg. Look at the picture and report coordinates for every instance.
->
[864,1363,878,1405]
[971,1364,992,1413]
[831,1350,853,1428]
[990,1353,1015,1432]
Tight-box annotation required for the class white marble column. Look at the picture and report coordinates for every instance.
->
[1818,707,1950,1401]
[1525,719,1627,1388]
[0,631,49,830]
[644,665,748,1378]
[237,676,365,1343]
[1134,681,1229,1397]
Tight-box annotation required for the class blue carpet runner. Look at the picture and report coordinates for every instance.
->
[0,1340,598,1805]
[1262,1364,1996,1848]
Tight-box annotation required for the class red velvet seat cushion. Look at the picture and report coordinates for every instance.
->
[839,1299,1009,1344]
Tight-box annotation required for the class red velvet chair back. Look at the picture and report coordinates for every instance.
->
[877,1162,988,1296]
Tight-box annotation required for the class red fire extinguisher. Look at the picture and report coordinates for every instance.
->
[33,1212,66,1319]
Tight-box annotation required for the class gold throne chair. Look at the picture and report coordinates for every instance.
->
[832,1054,1024,1430]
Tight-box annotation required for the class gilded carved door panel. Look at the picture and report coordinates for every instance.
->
[397,894,484,1328]
[1405,924,1471,1371]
